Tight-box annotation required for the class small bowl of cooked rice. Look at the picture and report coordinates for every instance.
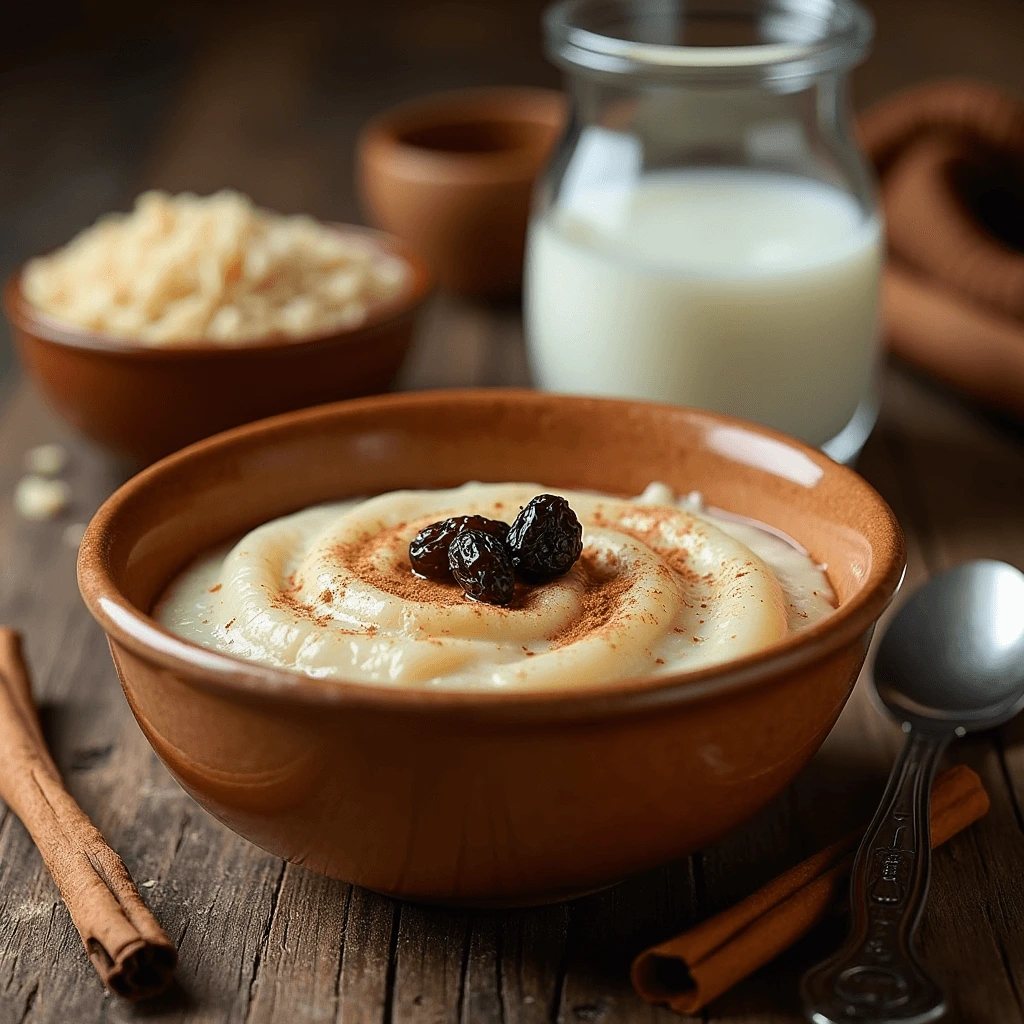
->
[3,191,432,464]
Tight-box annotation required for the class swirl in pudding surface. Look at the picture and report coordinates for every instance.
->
[155,482,835,689]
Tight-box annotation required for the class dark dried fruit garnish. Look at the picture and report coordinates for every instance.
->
[463,515,511,547]
[408,520,455,580]
[409,515,510,580]
[448,530,515,605]
[507,494,583,583]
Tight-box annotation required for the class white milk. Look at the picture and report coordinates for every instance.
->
[525,170,883,447]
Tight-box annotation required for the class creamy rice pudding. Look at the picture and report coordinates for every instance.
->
[155,482,835,690]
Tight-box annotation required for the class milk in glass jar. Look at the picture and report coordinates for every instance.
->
[525,0,882,463]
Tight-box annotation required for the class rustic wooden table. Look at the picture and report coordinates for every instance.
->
[1,3,1023,1022]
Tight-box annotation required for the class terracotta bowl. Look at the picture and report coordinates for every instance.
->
[3,228,431,465]
[78,390,904,906]
[358,87,565,297]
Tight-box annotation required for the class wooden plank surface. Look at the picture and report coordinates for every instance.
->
[1,334,1023,1024]
[1,1,1024,1022]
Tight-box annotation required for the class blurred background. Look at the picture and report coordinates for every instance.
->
[2,0,1024,385]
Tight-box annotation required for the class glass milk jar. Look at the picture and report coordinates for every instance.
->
[525,0,882,463]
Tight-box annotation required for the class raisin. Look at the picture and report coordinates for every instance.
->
[464,515,511,547]
[409,515,509,580]
[507,494,583,583]
[409,520,458,579]
[448,530,515,605]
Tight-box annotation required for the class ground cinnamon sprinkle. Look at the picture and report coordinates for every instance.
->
[269,580,334,628]
[611,507,707,589]
[546,551,635,648]
[333,519,548,611]
[257,503,714,656]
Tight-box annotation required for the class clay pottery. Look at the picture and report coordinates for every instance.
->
[358,88,565,297]
[3,227,431,465]
[78,390,905,906]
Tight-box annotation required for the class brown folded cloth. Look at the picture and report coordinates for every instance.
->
[860,81,1024,415]
[631,764,989,1016]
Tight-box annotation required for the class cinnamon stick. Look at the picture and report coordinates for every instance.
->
[0,628,176,1000]
[632,764,990,1015]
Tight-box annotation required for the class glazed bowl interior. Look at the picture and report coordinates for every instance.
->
[398,118,551,155]
[81,389,903,711]
[373,88,564,167]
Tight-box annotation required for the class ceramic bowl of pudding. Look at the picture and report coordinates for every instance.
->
[77,390,904,906]
[3,227,431,465]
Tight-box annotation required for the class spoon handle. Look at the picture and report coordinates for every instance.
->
[801,727,949,1024]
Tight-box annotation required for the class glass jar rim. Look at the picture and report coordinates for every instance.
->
[543,0,874,84]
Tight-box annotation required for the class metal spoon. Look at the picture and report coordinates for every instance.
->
[802,559,1024,1024]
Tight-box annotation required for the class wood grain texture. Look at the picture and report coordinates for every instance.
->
[2,340,1021,1024]
[1,1,1024,1021]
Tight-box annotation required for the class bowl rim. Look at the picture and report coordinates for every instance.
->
[3,223,433,358]
[358,86,566,182]
[78,389,906,720]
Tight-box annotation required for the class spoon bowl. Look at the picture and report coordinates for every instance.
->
[874,559,1024,733]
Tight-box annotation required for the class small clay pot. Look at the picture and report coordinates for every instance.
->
[78,389,905,906]
[358,88,565,297]
[3,227,431,465]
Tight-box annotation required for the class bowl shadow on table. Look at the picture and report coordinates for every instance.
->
[520,725,893,1019]
[383,750,889,1021]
